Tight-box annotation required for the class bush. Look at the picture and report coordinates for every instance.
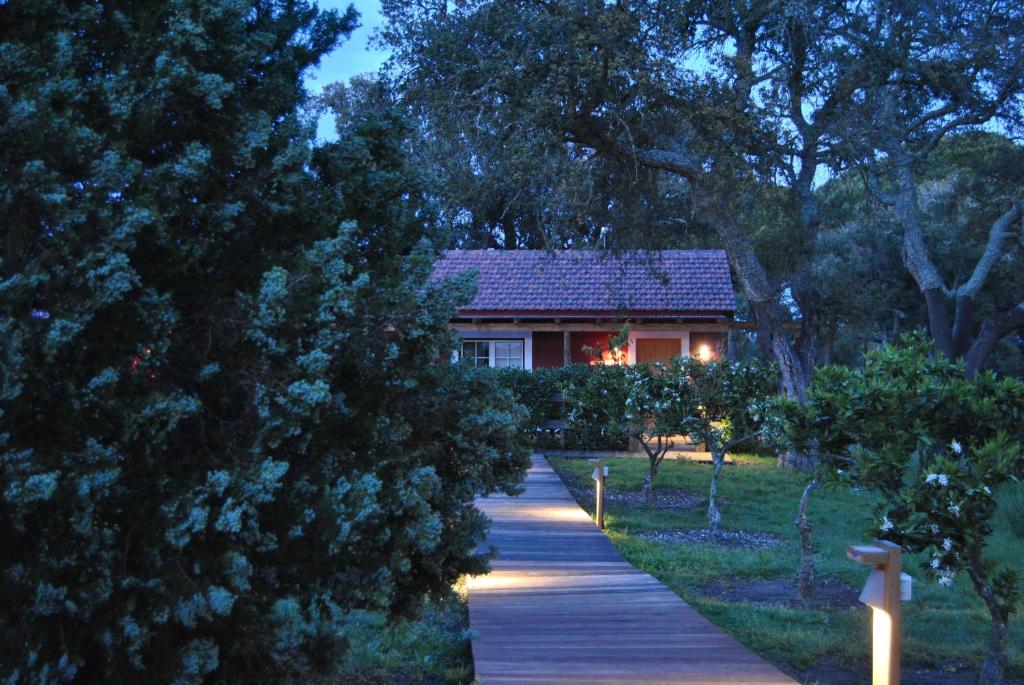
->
[0,4,529,682]
[495,365,630,451]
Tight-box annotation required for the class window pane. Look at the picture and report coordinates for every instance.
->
[493,340,523,369]
[462,340,490,366]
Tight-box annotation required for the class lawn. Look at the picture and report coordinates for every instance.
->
[550,455,1024,684]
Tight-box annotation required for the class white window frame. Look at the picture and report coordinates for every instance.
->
[461,338,526,369]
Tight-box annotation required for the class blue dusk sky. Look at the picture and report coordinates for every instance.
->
[308,0,390,140]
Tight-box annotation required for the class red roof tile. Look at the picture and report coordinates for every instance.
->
[432,250,736,316]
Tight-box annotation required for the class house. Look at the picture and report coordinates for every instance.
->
[432,249,736,368]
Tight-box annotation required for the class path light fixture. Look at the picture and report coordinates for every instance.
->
[591,459,608,529]
[848,540,912,685]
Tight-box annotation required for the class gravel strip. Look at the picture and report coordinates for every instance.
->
[572,486,703,510]
[638,528,784,549]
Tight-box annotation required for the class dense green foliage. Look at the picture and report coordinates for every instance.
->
[577,362,688,498]
[783,335,1024,682]
[0,2,528,682]
[495,366,630,451]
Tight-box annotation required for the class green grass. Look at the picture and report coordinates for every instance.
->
[551,456,1024,680]
[331,587,473,684]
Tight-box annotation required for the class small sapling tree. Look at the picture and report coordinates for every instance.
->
[565,365,685,501]
[674,358,777,537]
[623,365,687,501]
[791,335,1024,685]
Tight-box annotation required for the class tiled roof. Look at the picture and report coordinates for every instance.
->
[432,249,736,315]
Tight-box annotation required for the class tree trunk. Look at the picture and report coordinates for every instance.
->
[640,436,666,502]
[702,191,813,407]
[978,617,1008,685]
[964,304,1024,379]
[707,450,725,537]
[641,473,654,502]
[965,555,1010,685]
[501,216,516,250]
[795,479,818,601]
[821,325,835,366]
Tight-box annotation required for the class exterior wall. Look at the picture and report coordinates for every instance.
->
[569,331,622,365]
[532,332,564,368]
[450,323,729,369]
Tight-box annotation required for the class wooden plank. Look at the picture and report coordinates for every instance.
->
[468,456,797,684]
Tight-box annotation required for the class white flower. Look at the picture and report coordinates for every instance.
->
[948,503,961,515]
[943,538,953,551]
[950,440,963,454]
[931,558,941,569]
[937,474,949,487]
[925,473,938,484]
[982,485,992,495]
[938,570,955,587]
[879,516,894,533]
[930,524,941,534]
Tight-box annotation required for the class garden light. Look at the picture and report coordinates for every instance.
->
[591,459,608,529]
[848,541,905,685]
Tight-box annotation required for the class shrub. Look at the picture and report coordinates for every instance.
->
[561,365,632,451]
[0,4,529,681]
[495,365,630,451]
[672,357,779,534]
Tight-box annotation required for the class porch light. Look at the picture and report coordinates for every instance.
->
[697,343,713,362]
[848,541,907,685]
[601,345,626,366]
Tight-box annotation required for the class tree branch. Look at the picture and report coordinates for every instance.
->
[955,200,1024,301]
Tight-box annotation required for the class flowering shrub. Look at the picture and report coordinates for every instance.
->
[672,357,778,535]
[784,335,1024,683]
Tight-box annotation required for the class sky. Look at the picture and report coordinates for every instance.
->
[307,0,391,140]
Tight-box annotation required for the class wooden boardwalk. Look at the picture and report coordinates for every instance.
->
[467,456,796,685]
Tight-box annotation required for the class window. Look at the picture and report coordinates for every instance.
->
[460,339,524,369]
[462,340,491,367]
[493,341,524,369]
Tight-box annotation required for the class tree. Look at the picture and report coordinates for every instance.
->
[0,2,529,681]
[567,365,686,501]
[622,366,689,501]
[811,174,925,364]
[379,0,917,439]
[846,1,1024,376]
[784,335,1024,684]
[673,358,777,537]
